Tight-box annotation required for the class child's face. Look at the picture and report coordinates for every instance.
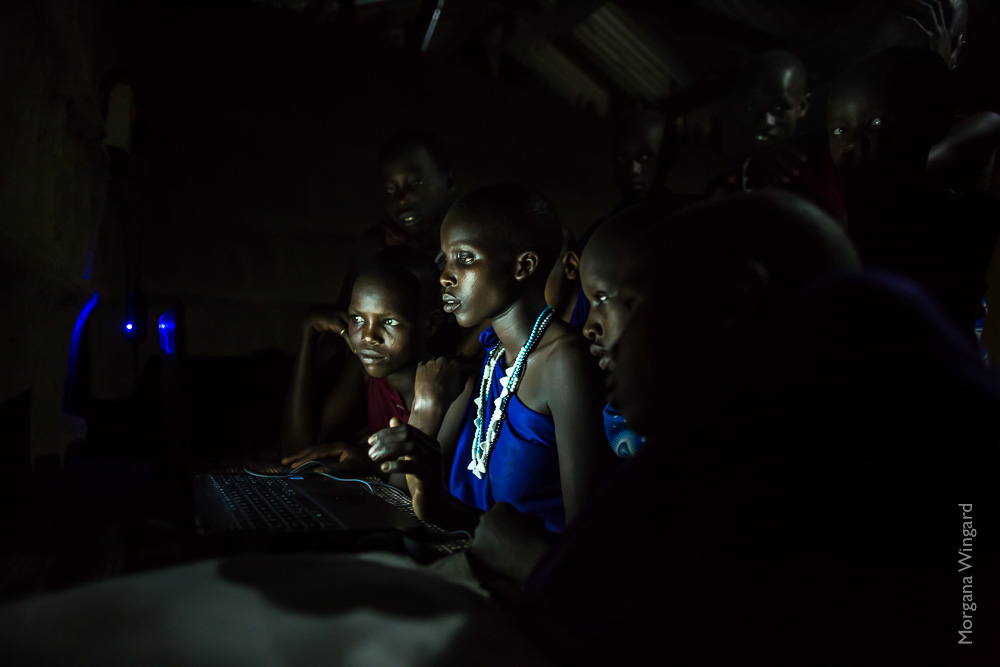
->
[607,262,719,434]
[347,274,424,378]
[580,239,633,373]
[746,67,807,146]
[615,118,666,202]
[439,212,518,328]
[827,82,929,195]
[382,147,453,236]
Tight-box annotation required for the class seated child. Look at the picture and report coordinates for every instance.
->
[279,246,442,471]
[578,205,660,458]
[826,46,1000,339]
[528,191,999,665]
[366,183,615,535]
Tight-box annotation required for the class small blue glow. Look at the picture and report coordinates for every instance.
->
[125,322,134,331]
[290,476,303,480]
[158,310,177,356]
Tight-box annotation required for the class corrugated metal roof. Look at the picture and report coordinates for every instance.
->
[571,2,689,102]
[522,1,688,111]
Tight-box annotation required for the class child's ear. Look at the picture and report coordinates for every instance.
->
[717,258,770,334]
[798,92,810,119]
[514,251,541,281]
[562,250,580,281]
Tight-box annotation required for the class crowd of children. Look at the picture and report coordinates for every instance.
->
[272,8,1000,661]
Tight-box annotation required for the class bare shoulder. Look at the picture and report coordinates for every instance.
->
[528,320,597,375]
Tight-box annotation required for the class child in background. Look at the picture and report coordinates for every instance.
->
[367,184,614,540]
[827,47,999,340]
[279,246,442,472]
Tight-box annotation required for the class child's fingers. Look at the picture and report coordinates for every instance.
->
[378,458,423,476]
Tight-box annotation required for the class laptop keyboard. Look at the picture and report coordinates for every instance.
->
[198,473,472,554]
[197,473,343,531]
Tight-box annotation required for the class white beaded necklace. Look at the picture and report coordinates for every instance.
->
[469,306,555,479]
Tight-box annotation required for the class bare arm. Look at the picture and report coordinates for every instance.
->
[279,319,365,459]
[926,112,1000,193]
[544,336,617,524]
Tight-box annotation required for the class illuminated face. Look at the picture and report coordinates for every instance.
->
[439,212,518,328]
[580,239,633,373]
[615,117,667,203]
[382,146,452,236]
[347,274,423,379]
[746,68,808,145]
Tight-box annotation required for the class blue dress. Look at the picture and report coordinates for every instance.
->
[449,327,566,532]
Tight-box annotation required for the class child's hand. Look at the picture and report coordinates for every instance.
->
[368,417,444,520]
[303,307,350,336]
[903,0,957,68]
[413,356,474,412]
[281,442,352,469]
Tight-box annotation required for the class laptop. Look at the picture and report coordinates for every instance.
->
[156,307,432,547]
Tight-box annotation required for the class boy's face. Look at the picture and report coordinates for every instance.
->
[615,118,666,202]
[746,67,808,146]
[347,274,424,378]
[827,82,929,197]
[606,260,720,434]
[580,238,633,373]
[382,146,453,237]
[439,212,518,328]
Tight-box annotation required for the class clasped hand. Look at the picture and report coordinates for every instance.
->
[368,417,444,521]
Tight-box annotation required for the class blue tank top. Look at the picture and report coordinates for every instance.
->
[449,327,565,532]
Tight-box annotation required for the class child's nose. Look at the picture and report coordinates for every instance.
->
[582,316,602,340]
[440,266,456,287]
[361,323,382,343]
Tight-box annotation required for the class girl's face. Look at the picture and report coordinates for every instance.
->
[439,212,519,328]
[348,274,424,378]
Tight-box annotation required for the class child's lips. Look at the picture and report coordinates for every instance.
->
[358,349,387,364]
[441,294,461,313]
[398,210,421,226]
[590,345,611,370]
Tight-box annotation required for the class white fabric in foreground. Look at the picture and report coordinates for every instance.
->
[0,552,550,667]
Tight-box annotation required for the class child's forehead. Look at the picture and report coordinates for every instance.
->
[351,274,419,312]
[442,211,505,245]
[381,146,439,176]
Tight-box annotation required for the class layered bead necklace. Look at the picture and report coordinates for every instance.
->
[468,305,555,479]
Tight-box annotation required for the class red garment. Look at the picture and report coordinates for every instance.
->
[366,376,410,434]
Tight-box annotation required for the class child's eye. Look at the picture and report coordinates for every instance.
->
[455,254,475,265]
[868,117,884,129]
[352,315,363,325]
[384,319,399,327]
[830,127,845,137]
[385,185,395,196]
[591,293,608,307]
[411,180,423,188]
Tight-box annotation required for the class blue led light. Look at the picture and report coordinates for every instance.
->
[158,310,177,355]
[125,322,133,331]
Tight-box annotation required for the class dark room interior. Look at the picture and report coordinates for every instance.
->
[2,0,1000,663]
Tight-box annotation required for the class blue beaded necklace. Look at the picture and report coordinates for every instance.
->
[469,305,555,479]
